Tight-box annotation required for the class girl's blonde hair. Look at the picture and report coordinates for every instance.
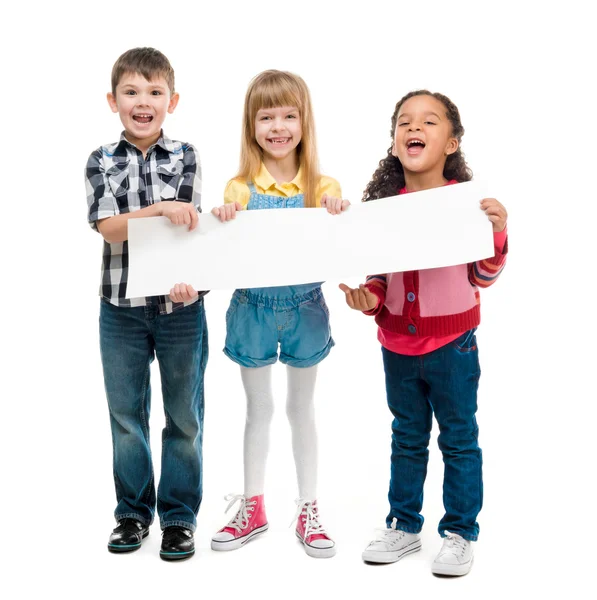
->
[234,70,320,208]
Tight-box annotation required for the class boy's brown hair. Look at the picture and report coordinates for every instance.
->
[111,47,175,95]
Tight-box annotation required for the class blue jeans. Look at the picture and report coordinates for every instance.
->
[382,329,482,541]
[99,299,208,531]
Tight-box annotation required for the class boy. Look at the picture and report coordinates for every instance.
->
[85,47,207,561]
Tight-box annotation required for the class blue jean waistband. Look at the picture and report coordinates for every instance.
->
[234,286,323,309]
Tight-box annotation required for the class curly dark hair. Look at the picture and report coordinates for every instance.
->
[362,90,472,202]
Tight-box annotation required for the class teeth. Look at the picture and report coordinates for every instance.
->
[408,140,424,147]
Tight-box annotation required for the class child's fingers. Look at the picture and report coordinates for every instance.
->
[170,283,182,302]
[321,194,328,207]
[189,207,199,230]
[235,202,243,211]
[339,283,356,308]
[183,284,197,299]
[483,204,503,215]
[357,287,370,308]
[360,285,378,309]
[211,206,221,218]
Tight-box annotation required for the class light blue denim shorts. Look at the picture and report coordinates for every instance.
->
[224,286,334,368]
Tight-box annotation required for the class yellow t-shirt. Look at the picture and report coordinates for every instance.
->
[224,163,341,207]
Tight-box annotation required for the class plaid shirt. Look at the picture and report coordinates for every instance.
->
[85,131,206,314]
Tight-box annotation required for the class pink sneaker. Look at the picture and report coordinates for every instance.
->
[294,499,336,558]
[211,494,268,551]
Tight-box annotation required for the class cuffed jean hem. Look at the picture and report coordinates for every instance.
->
[114,512,152,526]
[161,519,197,532]
[440,529,478,542]
[280,338,335,368]
[223,346,278,368]
[385,518,422,535]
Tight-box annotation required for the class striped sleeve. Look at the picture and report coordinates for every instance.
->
[364,274,388,315]
[469,229,508,288]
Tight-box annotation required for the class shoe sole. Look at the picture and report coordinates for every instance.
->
[295,531,336,558]
[211,524,269,551]
[160,549,195,562]
[362,539,422,564]
[431,556,473,577]
[107,530,149,553]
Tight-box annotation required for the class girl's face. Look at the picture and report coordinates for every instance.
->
[254,106,302,161]
[392,95,458,176]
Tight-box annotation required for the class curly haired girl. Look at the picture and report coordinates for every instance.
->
[341,90,508,576]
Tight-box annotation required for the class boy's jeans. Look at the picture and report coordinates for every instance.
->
[99,298,208,531]
[381,329,482,541]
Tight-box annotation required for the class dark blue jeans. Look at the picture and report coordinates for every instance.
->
[382,329,482,541]
[99,299,208,531]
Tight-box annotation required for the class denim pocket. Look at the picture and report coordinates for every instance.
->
[225,293,241,321]
[451,328,478,353]
[317,294,330,317]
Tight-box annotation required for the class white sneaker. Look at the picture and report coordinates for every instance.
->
[431,531,474,576]
[362,518,421,563]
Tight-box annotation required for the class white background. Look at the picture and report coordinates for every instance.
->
[1,1,594,598]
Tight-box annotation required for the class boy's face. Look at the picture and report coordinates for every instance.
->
[107,72,179,150]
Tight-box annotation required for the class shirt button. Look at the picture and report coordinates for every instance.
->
[408,324,417,334]
[407,292,415,302]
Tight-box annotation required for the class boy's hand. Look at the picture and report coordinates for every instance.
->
[160,201,199,231]
[480,198,507,232]
[339,283,379,311]
[212,202,243,222]
[170,283,198,303]
[321,194,350,215]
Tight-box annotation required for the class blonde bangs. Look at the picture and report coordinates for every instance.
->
[248,76,303,117]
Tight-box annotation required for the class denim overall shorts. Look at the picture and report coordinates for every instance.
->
[223,183,334,368]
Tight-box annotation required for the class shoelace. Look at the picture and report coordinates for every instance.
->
[371,517,406,546]
[223,493,256,533]
[291,498,328,539]
[443,531,467,556]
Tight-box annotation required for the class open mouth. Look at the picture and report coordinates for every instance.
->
[406,139,425,155]
[133,114,154,124]
[267,137,291,145]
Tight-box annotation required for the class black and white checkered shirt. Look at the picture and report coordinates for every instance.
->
[86,131,206,314]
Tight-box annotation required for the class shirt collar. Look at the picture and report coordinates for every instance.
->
[116,130,178,154]
[255,163,304,191]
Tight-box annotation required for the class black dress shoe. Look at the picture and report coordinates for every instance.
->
[160,526,195,561]
[108,518,149,553]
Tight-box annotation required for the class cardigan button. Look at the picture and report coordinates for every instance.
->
[407,292,415,302]
[408,324,417,334]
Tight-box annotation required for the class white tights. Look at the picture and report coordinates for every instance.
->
[241,364,318,500]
